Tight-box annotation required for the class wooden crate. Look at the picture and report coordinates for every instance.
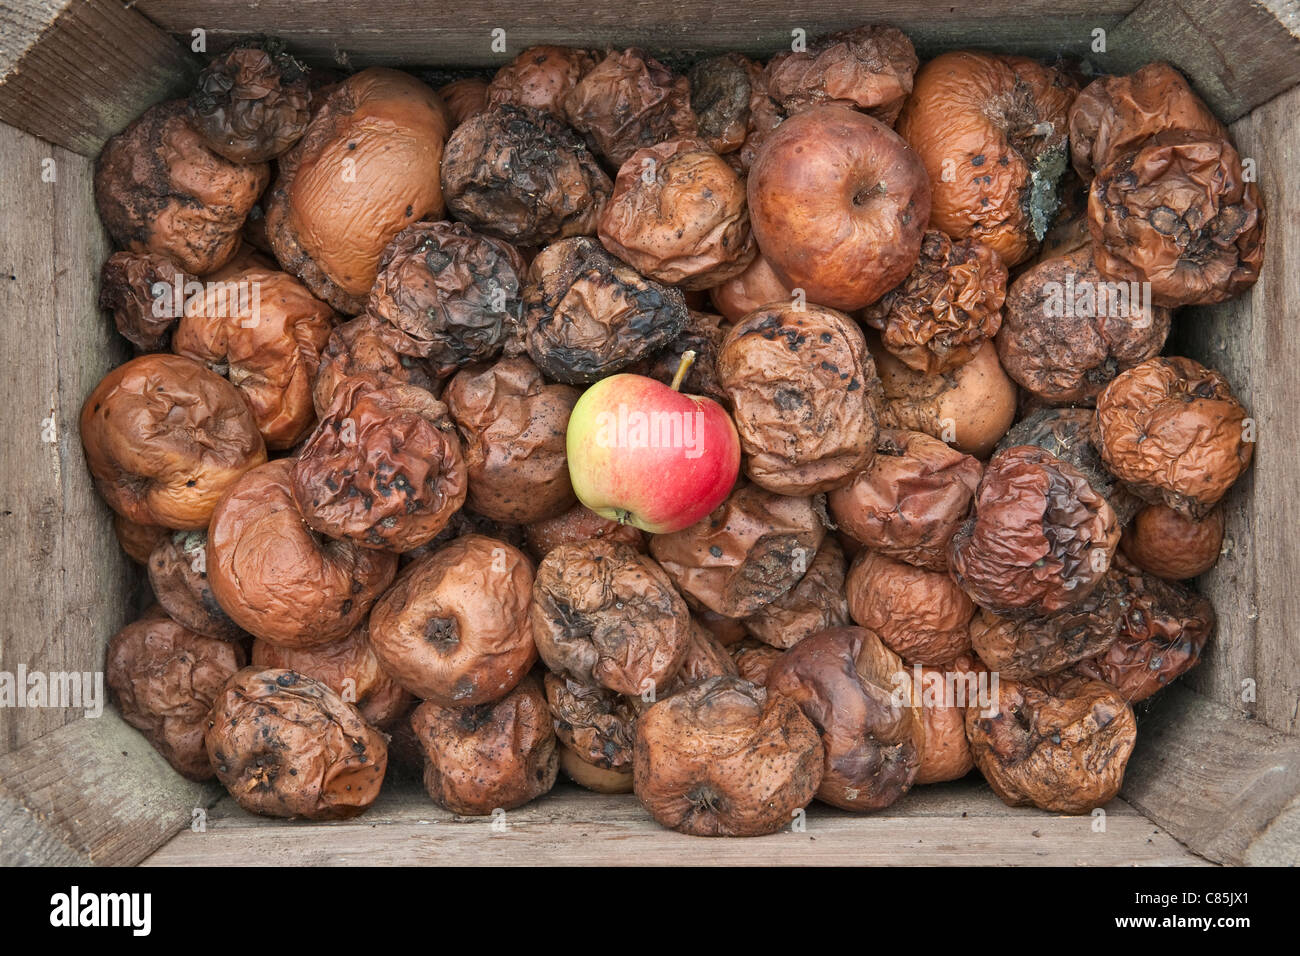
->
[1,0,1297,866]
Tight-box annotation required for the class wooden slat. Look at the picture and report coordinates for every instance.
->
[1123,685,1300,865]
[0,0,64,75]
[1226,85,1300,736]
[143,776,1206,866]
[0,0,198,155]
[128,0,1300,122]
[0,710,220,866]
[1104,0,1300,122]
[133,0,1137,66]
[1171,83,1300,735]
[0,121,136,754]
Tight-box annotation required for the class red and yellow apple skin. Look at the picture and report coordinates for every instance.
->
[566,373,741,534]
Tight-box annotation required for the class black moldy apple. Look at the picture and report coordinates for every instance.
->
[995,247,1171,407]
[366,220,527,377]
[688,53,759,155]
[188,37,312,163]
[624,309,731,407]
[521,236,688,385]
[441,105,611,247]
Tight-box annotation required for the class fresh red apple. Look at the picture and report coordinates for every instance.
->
[566,353,741,533]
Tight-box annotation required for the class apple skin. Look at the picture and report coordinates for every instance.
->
[747,105,931,311]
[566,373,741,534]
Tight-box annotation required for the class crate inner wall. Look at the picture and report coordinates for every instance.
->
[0,0,1298,866]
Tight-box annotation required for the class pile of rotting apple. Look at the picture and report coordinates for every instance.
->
[87,32,1258,835]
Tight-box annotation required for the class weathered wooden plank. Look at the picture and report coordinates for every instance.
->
[0,121,60,752]
[1103,0,1300,123]
[0,122,135,754]
[0,0,198,155]
[1248,795,1300,866]
[0,710,220,866]
[1224,86,1300,737]
[1123,686,1300,865]
[144,777,1207,866]
[0,0,63,76]
[174,770,1158,830]
[0,796,87,866]
[133,0,1135,66]
[49,132,141,709]
[1172,83,1300,735]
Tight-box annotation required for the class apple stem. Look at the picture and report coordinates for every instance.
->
[670,350,697,392]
